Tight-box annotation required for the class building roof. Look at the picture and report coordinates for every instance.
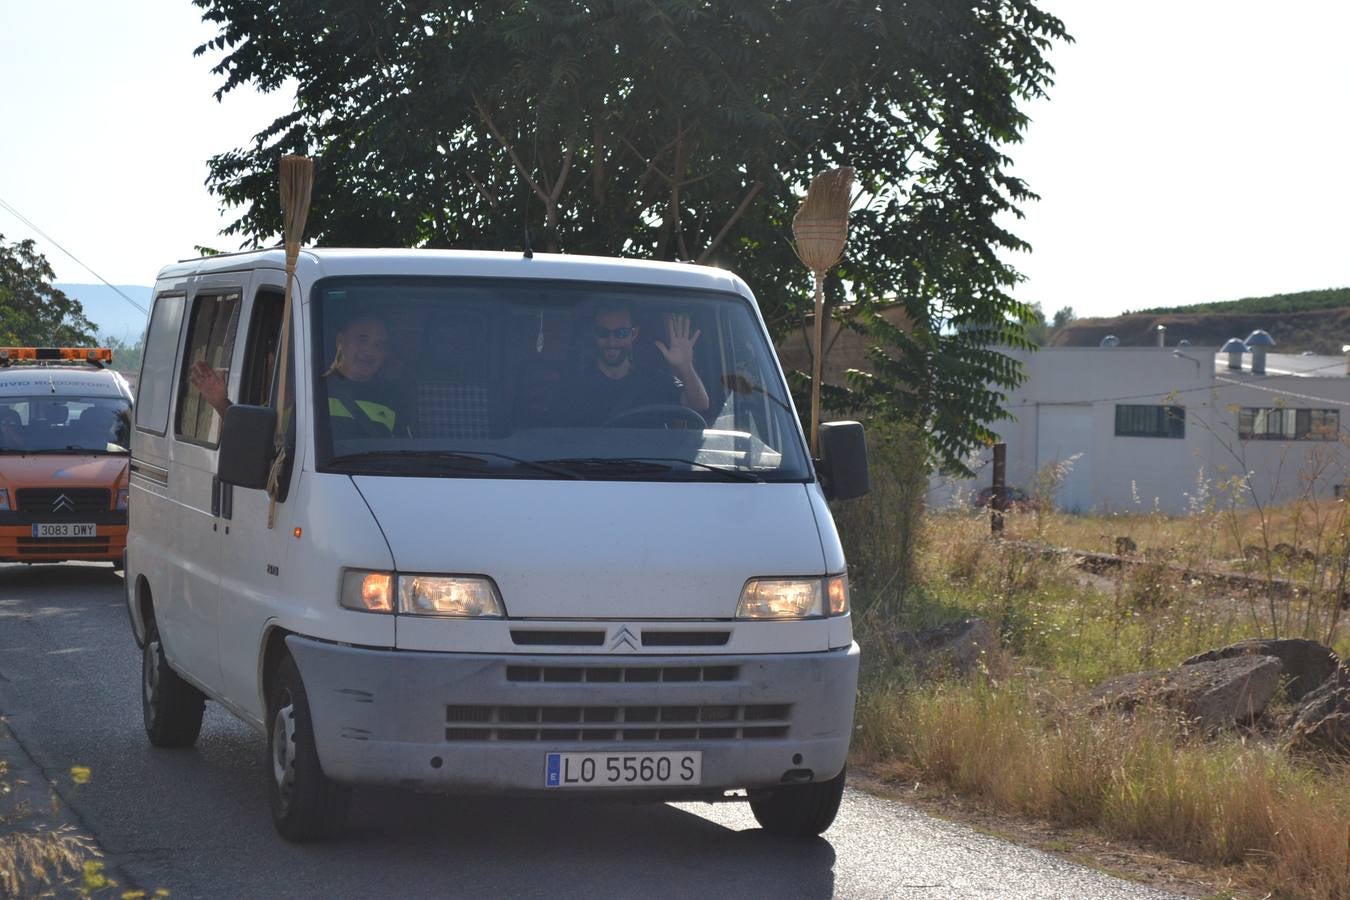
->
[1215,352,1346,378]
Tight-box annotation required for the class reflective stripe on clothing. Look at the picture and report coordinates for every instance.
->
[329,396,396,433]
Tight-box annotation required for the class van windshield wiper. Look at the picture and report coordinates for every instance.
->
[327,450,580,479]
[541,457,764,482]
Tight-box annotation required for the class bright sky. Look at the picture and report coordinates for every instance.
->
[1,1,1347,321]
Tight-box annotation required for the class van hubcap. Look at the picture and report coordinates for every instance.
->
[271,701,297,810]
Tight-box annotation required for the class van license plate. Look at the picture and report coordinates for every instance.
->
[545,751,702,788]
[31,523,97,538]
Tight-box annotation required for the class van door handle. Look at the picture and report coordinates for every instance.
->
[220,482,233,521]
[211,476,221,517]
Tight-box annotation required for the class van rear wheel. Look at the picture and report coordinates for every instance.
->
[141,620,205,748]
[748,766,846,837]
[267,655,350,842]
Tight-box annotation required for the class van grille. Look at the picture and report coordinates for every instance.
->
[444,703,791,742]
[510,630,605,647]
[16,488,110,514]
[641,631,731,647]
[505,664,739,684]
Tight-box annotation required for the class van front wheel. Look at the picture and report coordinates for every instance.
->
[748,766,846,837]
[267,656,350,842]
[141,623,205,748]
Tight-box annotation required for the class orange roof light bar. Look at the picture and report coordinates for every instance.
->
[0,347,113,363]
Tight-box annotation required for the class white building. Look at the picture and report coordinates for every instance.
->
[934,339,1350,515]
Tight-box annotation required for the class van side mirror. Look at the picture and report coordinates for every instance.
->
[817,421,870,501]
[218,404,277,489]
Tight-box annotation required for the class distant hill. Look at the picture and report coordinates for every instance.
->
[1130,287,1350,317]
[55,283,151,341]
[1053,286,1350,354]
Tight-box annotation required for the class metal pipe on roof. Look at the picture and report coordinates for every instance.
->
[1245,330,1274,376]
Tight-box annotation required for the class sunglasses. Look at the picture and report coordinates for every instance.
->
[593,326,635,339]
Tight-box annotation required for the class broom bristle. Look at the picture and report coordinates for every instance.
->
[792,167,854,274]
[279,154,314,255]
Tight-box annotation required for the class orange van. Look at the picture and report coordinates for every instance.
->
[0,348,133,567]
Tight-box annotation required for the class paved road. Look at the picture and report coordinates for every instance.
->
[0,563,1184,899]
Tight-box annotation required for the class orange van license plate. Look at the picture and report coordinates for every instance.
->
[32,524,97,538]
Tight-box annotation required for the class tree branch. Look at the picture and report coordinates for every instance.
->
[696,181,762,264]
[472,93,549,205]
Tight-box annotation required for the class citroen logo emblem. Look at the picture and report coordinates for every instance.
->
[608,626,639,652]
[52,494,76,512]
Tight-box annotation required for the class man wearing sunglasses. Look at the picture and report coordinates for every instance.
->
[562,304,710,426]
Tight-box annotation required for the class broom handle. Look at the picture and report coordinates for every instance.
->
[809,270,825,458]
[266,251,298,529]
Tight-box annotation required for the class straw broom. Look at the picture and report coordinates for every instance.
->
[266,154,314,528]
[792,167,854,456]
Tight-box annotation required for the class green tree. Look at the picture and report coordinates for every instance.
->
[102,334,144,374]
[1051,305,1076,331]
[0,235,98,347]
[194,0,1068,473]
[1023,302,1050,347]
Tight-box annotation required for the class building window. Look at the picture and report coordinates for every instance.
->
[1114,404,1185,438]
[1238,407,1339,441]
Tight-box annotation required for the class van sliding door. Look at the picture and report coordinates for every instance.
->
[167,285,242,692]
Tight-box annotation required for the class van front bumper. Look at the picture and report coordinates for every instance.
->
[0,520,127,563]
[287,636,859,796]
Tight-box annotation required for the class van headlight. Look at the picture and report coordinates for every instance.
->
[0,489,9,512]
[736,574,849,619]
[115,488,129,511]
[398,574,505,618]
[339,570,506,617]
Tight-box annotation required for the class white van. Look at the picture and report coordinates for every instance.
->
[125,248,869,842]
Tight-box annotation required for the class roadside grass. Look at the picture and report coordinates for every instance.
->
[846,496,1350,899]
[0,740,98,897]
[853,676,1350,900]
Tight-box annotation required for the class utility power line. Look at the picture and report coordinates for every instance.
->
[0,195,149,316]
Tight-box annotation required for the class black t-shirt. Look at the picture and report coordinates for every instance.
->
[560,364,681,426]
[325,374,411,440]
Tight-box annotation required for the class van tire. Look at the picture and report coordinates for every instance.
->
[748,766,847,837]
[267,655,350,842]
[141,620,205,748]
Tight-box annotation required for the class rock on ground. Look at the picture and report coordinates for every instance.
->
[1288,667,1350,757]
[893,618,1002,677]
[1183,638,1341,701]
[1090,655,1283,731]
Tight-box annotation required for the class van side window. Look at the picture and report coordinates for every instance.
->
[135,294,186,435]
[176,292,241,447]
[240,289,284,407]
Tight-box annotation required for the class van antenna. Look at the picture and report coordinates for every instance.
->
[522,112,538,259]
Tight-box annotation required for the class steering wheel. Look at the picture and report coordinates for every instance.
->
[601,404,709,430]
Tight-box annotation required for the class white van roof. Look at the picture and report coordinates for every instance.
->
[156,248,751,297]
[0,366,131,399]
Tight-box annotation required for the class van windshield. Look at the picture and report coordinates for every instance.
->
[0,396,131,454]
[312,277,810,482]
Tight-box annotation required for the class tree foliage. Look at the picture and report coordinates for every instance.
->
[0,235,98,347]
[1023,302,1050,346]
[194,0,1068,473]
